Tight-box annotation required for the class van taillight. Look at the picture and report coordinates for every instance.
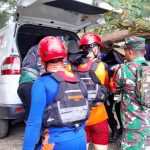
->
[1,56,21,75]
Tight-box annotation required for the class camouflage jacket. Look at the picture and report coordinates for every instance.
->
[19,45,44,83]
[115,57,150,130]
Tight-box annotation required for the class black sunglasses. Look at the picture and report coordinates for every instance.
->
[81,43,99,50]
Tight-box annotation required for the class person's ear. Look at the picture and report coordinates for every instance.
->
[129,50,133,55]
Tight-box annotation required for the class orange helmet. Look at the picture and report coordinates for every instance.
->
[39,36,67,62]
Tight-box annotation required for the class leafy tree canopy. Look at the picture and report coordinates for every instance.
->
[94,0,150,36]
[0,0,17,29]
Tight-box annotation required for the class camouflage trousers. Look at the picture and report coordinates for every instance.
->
[121,129,150,150]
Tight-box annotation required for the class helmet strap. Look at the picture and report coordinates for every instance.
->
[91,46,100,58]
[93,50,98,58]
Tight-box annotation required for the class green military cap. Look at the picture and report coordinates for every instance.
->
[124,36,145,51]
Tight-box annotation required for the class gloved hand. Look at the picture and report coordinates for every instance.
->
[67,51,89,65]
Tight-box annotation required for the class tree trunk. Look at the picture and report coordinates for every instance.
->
[102,30,150,42]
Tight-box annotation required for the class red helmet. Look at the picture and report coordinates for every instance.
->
[39,36,67,62]
[79,32,103,49]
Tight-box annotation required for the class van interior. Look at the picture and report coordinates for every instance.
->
[16,24,126,67]
[16,24,79,61]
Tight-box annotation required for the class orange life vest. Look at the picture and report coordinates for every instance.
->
[67,59,109,126]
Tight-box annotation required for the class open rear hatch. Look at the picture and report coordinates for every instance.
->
[15,0,108,60]
[15,0,107,33]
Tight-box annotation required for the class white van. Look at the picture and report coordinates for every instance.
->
[0,0,107,138]
[0,22,24,138]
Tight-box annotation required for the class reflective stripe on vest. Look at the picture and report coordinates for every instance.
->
[42,71,90,128]
[71,60,108,125]
[57,100,89,123]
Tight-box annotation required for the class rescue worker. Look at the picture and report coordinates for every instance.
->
[111,36,150,150]
[23,36,90,150]
[17,37,45,117]
[67,32,109,150]
[102,41,124,143]
[17,36,68,118]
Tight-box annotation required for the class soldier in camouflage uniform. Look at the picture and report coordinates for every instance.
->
[112,36,150,150]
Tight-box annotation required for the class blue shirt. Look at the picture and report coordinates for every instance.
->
[23,74,85,150]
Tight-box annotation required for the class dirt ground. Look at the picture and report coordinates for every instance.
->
[0,122,24,150]
[0,122,121,150]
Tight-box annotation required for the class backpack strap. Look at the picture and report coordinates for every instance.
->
[55,82,67,102]
[41,72,67,102]
[50,72,87,102]
[127,63,136,77]
[71,59,102,84]
[78,80,88,99]
[50,72,68,102]
[50,72,65,82]
[89,60,101,84]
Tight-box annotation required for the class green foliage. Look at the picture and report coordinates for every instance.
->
[0,0,17,29]
[0,11,9,28]
[96,0,150,35]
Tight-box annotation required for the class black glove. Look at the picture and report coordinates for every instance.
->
[67,51,89,65]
